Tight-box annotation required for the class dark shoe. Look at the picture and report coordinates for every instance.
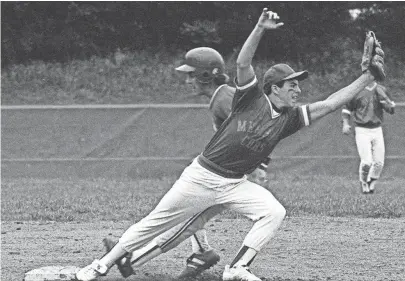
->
[178,249,220,279]
[103,238,134,278]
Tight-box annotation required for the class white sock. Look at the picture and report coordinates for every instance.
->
[234,247,257,268]
[100,242,128,268]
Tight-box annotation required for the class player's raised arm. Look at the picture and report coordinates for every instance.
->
[308,31,386,121]
[236,8,284,86]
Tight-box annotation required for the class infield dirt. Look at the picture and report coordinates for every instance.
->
[2,216,404,281]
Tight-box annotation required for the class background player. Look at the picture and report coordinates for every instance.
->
[76,8,385,281]
[342,82,395,193]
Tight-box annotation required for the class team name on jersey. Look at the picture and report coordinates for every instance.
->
[241,135,265,153]
[237,119,268,153]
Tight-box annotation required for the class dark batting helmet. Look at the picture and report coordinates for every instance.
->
[176,47,226,83]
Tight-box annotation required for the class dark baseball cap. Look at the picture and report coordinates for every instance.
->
[263,64,308,88]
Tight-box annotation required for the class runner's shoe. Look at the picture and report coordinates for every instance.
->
[361,182,370,194]
[368,179,377,193]
[75,260,108,281]
[103,238,135,278]
[178,249,220,279]
[222,264,261,281]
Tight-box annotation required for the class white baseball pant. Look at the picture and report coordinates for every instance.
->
[355,126,385,182]
[154,205,224,252]
[119,158,286,254]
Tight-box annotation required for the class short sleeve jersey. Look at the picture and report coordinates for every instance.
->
[201,76,311,175]
[209,84,235,131]
[343,82,384,128]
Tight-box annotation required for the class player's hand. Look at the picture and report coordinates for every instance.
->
[248,167,269,186]
[342,124,352,135]
[257,8,284,30]
[381,100,396,114]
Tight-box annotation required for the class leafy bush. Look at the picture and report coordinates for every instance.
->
[180,20,222,46]
[1,48,404,105]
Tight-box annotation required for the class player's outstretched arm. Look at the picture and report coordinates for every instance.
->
[236,8,284,86]
[309,71,375,121]
[309,31,385,122]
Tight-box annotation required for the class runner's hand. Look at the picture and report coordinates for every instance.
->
[257,8,284,30]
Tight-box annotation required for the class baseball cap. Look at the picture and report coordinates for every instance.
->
[263,64,308,88]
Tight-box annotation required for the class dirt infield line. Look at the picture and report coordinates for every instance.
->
[2,216,404,281]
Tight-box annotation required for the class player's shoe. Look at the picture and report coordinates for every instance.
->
[103,238,135,278]
[222,264,261,281]
[360,182,370,194]
[368,179,377,193]
[178,249,220,279]
[75,260,108,281]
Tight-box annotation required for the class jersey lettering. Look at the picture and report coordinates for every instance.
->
[241,136,265,153]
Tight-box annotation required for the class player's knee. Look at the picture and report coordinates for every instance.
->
[374,161,384,169]
[263,202,286,222]
[360,162,372,169]
[273,204,286,220]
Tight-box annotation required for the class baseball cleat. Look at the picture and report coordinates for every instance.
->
[103,238,135,278]
[368,179,377,193]
[360,182,370,194]
[222,264,261,281]
[75,259,108,281]
[178,249,220,279]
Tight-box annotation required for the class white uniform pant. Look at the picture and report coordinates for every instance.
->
[120,158,286,253]
[355,126,385,182]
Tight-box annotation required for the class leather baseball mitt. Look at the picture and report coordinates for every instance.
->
[361,31,386,81]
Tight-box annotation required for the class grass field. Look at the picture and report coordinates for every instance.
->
[2,175,404,222]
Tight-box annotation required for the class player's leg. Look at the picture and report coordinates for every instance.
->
[76,174,214,281]
[219,179,286,281]
[355,127,373,193]
[368,127,385,193]
[176,205,224,279]
[103,205,223,276]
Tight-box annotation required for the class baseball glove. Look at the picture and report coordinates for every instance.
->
[361,31,386,81]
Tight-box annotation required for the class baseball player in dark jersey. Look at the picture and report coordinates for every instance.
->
[102,47,272,279]
[76,8,386,281]
[175,47,271,279]
[342,82,395,193]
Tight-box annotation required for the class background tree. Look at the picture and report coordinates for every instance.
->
[2,2,404,67]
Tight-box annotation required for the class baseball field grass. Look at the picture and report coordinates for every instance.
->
[2,175,404,222]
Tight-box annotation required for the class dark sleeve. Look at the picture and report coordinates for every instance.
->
[211,87,234,130]
[232,76,260,111]
[280,105,311,139]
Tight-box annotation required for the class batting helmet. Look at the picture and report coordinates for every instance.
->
[176,47,226,83]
